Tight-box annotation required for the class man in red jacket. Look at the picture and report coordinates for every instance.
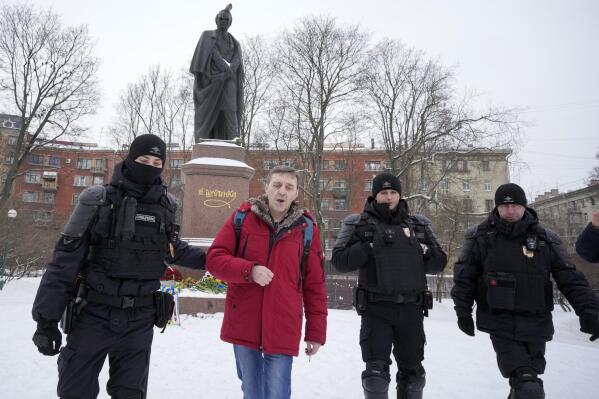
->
[207,165,327,399]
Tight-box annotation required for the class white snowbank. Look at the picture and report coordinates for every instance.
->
[2,278,598,398]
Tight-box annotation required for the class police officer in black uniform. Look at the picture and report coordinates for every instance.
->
[451,183,599,399]
[31,134,206,399]
[332,172,447,399]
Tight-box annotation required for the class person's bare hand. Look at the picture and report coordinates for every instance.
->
[251,265,273,286]
[305,341,321,356]
[592,210,599,229]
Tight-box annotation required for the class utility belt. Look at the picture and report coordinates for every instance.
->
[353,287,433,316]
[86,290,155,309]
[61,280,175,334]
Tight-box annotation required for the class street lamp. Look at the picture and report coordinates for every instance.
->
[0,209,17,290]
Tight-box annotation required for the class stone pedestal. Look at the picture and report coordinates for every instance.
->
[178,296,225,314]
[180,142,255,240]
[175,142,253,313]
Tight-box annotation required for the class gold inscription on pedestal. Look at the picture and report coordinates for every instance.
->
[197,187,237,208]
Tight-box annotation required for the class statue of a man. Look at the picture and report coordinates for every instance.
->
[190,4,244,142]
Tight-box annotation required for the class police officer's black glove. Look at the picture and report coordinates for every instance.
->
[32,322,62,356]
[579,311,599,342]
[457,315,475,336]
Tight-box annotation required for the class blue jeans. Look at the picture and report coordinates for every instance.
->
[233,345,293,399]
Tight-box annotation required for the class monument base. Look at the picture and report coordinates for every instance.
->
[178,296,225,315]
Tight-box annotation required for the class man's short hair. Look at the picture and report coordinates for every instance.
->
[266,165,300,185]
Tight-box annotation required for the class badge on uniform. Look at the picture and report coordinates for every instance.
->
[522,246,534,258]
[134,213,158,227]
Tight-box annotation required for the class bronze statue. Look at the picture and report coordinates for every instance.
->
[190,4,244,142]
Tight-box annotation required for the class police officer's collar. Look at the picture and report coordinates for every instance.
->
[365,197,409,224]
[490,207,538,238]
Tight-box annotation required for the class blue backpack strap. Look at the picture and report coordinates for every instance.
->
[233,210,247,256]
[298,215,314,289]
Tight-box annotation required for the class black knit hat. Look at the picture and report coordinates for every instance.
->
[127,134,166,165]
[494,183,527,207]
[372,172,402,197]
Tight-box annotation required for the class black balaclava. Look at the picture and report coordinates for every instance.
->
[123,134,166,186]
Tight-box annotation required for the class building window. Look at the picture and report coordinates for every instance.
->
[334,180,346,189]
[464,198,473,212]
[169,159,183,169]
[94,158,104,168]
[485,199,494,212]
[384,160,393,171]
[364,180,373,192]
[92,176,104,185]
[334,160,346,171]
[364,161,381,171]
[319,179,329,191]
[446,159,468,172]
[263,160,278,170]
[42,192,55,204]
[320,160,330,170]
[462,180,471,191]
[484,181,492,192]
[439,179,449,193]
[48,156,61,166]
[482,160,490,171]
[73,175,90,187]
[321,199,330,210]
[72,194,79,205]
[25,171,41,183]
[22,191,36,202]
[334,199,347,210]
[8,136,18,145]
[28,154,44,165]
[77,158,91,169]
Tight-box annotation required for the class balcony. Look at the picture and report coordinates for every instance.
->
[42,181,58,191]
[42,171,58,191]
[90,166,106,174]
[332,188,349,198]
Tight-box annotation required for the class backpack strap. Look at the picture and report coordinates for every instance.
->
[233,210,248,256]
[298,215,314,289]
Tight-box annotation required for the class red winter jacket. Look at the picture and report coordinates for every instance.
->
[207,200,327,356]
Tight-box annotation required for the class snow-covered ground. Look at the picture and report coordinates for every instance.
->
[2,278,598,398]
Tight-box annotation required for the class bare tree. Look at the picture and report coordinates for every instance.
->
[0,3,100,211]
[239,35,274,149]
[273,16,368,232]
[361,38,519,207]
[588,147,599,183]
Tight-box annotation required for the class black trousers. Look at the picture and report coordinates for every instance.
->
[360,302,425,374]
[490,335,547,379]
[57,305,154,399]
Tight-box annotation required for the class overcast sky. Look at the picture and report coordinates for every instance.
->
[8,0,599,199]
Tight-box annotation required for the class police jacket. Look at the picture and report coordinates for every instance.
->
[576,223,599,263]
[207,196,327,357]
[32,163,205,325]
[332,198,447,296]
[451,208,599,342]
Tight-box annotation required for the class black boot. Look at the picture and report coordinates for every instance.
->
[508,367,544,399]
[362,360,391,399]
[396,366,425,399]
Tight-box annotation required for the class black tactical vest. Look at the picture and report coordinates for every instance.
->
[478,229,553,313]
[367,221,427,295]
[86,188,173,280]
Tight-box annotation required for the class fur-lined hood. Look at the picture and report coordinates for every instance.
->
[248,194,306,234]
